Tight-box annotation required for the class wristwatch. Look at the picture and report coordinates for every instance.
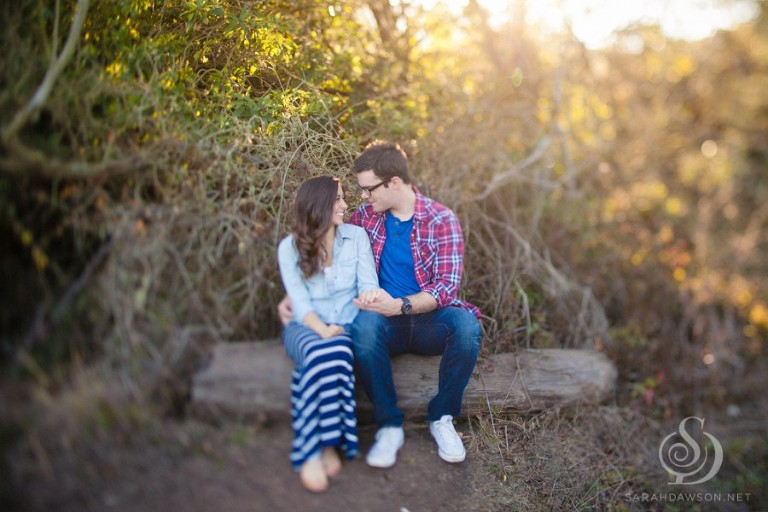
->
[400,296,413,315]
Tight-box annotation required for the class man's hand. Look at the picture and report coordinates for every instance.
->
[357,288,383,305]
[353,289,402,317]
[277,296,293,325]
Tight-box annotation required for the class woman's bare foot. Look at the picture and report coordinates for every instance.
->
[321,447,342,477]
[299,458,328,493]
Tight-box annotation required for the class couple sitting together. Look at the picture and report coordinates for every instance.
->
[277,141,483,492]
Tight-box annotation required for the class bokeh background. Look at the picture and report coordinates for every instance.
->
[2,0,766,509]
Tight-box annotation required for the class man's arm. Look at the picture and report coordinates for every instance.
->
[277,295,293,325]
[419,209,465,309]
[353,209,465,317]
[353,290,436,316]
[407,291,438,314]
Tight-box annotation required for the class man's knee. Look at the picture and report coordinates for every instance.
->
[350,310,387,351]
[447,309,482,353]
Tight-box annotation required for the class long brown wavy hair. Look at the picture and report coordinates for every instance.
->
[292,176,340,278]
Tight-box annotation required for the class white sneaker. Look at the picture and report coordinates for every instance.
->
[366,426,404,468]
[429,415,466,463]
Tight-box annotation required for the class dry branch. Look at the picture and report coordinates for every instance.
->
[465,135,552,203]
[2,0,91,142]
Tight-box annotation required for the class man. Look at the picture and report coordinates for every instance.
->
[280,140,482,468]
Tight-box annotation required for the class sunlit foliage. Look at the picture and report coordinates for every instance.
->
[1,1,767,508]
[1,0,766,413]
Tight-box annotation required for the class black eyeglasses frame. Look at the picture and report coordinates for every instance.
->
[358,178,391,195]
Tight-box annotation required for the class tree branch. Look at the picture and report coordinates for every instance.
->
[466,135,552,203]
[2,0,90,142]
[0,136,180,180]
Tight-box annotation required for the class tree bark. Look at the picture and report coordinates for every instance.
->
[190,340,617,423]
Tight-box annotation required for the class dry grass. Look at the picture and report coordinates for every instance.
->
[410,109,611,352]
[465,406,662,511]
[85,121,364,403]
[466,403,768,512]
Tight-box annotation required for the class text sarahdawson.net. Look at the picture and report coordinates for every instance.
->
[624,492,752,503]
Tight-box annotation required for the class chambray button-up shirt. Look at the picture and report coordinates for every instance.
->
[278,223,379,326]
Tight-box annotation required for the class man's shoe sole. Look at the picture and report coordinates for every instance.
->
[437,449,466,463]
[366,456,397,468]
[365,438,404,468]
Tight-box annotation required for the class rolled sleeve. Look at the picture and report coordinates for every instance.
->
[277,236,315,325]
[420,212,464,308]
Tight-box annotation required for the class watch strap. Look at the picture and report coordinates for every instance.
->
[401,296,412,315]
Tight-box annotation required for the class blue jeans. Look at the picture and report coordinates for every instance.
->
[350,307,482,426]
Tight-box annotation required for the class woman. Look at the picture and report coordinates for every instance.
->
[277,176,380,492]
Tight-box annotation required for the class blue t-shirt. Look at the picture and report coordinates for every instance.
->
[379,211,420,298]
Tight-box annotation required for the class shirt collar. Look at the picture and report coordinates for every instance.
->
[364,185,428,222]
[412,186,429,222]
[335,223,354,243]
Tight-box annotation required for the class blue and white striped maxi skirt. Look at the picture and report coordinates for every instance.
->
[282,322,359,470]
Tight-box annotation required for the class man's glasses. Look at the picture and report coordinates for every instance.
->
[358,179,391,196]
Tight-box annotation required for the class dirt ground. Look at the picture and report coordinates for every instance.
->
[7,357,767,512]
[9,418,495,512]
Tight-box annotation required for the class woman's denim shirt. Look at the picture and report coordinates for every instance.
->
[278,223,379,326]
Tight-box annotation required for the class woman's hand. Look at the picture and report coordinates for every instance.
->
[301,312,343,339]
[356,288,383,305]
[353,289,402,317]
[320,323,345,339]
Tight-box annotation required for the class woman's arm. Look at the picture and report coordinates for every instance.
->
[355,226,379,294]
[302,311,344,339]
[277,237,316,326]
[278,237,343,338]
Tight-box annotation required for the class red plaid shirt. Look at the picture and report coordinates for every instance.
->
[348,187,481,318]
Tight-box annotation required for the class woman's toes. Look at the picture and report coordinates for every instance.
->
[322,447,342,477]
[299,458,328,493]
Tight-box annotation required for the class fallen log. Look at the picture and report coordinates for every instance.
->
[190,340,617,423]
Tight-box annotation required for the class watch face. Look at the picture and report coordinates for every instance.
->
[402,299,412,314]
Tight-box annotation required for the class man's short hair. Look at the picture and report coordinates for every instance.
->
[352,140,411,184]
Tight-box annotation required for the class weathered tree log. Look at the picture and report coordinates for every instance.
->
[190,340,617,423]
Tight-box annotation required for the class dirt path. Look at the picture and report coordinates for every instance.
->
[14,419,492,512]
